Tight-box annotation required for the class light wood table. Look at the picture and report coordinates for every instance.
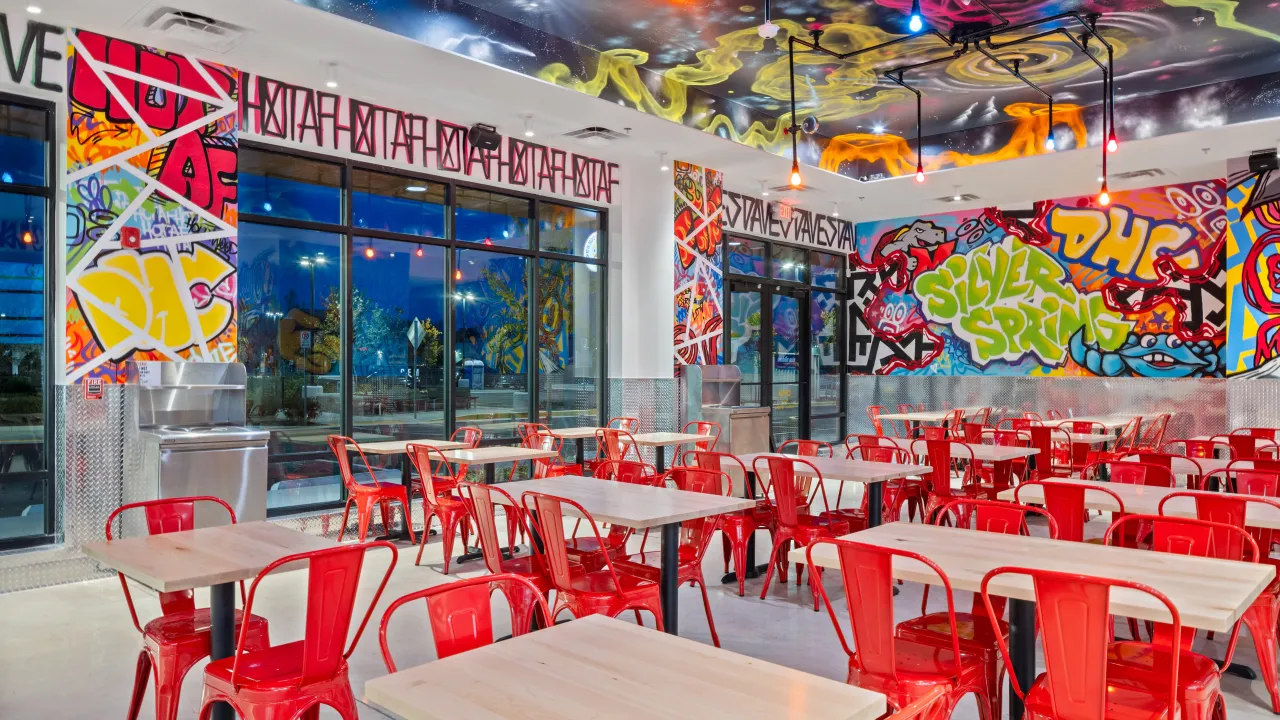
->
[346,438,470,540]
[365,615,886,720]
[998,477,1280,527]
[84,522,334,720]
[629,431,713,471]
[550,425,603,463]
[494,475,755,636]
[904,439,1038,489]
[1118,454,1251,477]
[877,407,983,437]
[794,522,1274,720]
[1056,415,1139,431]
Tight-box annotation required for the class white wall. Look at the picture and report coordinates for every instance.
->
[608,162,674,379]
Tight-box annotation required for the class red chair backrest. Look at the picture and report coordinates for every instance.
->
[515,422,550,443]
[1138,413,1171,450]
[1083,460,1174,488]
[406,443,459,497]
[921,425,948,440]
[524,432,564,478]
[809,538,963,680]
[959,422,987,443]
[1158,490,1280,555]
[1203,463,1280,496]
[778,439,833,457]
[104,496,236,629]
[866,405,890,437]
[457,482,536,576]
[607,416,639,433]
[522,491,626,594]
[1023,411,1044,422]
[667,466,732,556]
[328,435,378,493]
[682,420,720,451]
[596,428,639,463]
[913,439,976,502]
[235,542,397,689]
[971,407,993,426]
[991,429,1031,448]
[1014,480,1125,543]
[935,498,1059,539]
[1235,427,1280,441]
[593,458,659,485]
[1027,425,1054,479]
[847,443,910,464]
[378,573,549,669]
[451,426,483,448]
[980,566,1180,720]
[1176,438,1235,460]
[754,456,821,528]
[1113,416,1143,454]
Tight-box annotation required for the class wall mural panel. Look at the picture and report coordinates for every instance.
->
[1225,157,1280,377]
[673,161,724,366]
[851,180,1227,377]
[64,30,239,383]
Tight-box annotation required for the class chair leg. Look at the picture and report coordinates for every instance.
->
[730,530,749,597]
[126,650,151,720]
[1243,601,1280,713]
[758,537,785,600]
[355,497,374,543]
[694,576,720,647]
[633,609,644,626]
[414,508,436,566]
[397,491,417,544]
[809,566,822,612]
[336,499,353,542]
[722,533,731,574]
[379,500,391,536]
[152,651,197,720]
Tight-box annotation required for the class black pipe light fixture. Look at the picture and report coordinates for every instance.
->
[779,1,1115,198]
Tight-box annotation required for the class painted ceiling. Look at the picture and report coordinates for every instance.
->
[293,0,1280,180]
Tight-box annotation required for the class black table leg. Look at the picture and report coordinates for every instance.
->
[722,470,768,586]
[209,582,236,720]
[486,464,496,485]
[374,455,416,542]
[1009,598,1036,720]
[867,482,883,527]
[575,438,585,469]
[656,446,666,472]
[660,521,680,635]
[456,463,509,565]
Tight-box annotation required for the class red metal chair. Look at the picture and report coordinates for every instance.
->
[754,455,850,609]
[889,686,948,719]
[1044,409,1063,421]
[1137,413,1172,451]
[1081,459,1175,488]
[970,407,993,426]
[108,498,271,720]
[1055,420,1109,472]
[867,405,895,437]
[1013,479,1125,543]
[451,426,483,447]
[1203,463,1280,496]
[1173,438,1235,462]
[1023,411,1045,423]
[836,443,917,526]
[328,436,416,544]
[938,408,965,439]
[457,481,558,635]
[407,443,469,572]
[808,538,993,716]
[515,422,551,444]
[615,466,731,646]
[196,541,398,720]
[683,449,767,597]
[378,573,551,670]
[1157,490,1280,712]
[853,435,925,522]
[1088,416,1143,465]
[524,431,581,478]
[912,439,989,522]
[779,438,834,457]
[979,565,1222,720]
[594,427,642,464]
[682,420,721,451]
[897,499,1059,720]
[607,415,639,432]
[521,490,664,628]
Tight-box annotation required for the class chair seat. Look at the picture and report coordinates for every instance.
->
[613,546,701,580]
[143,608,268,647]
[796,513,852,533]
[205,640,330,693]
[565,567,660,596]
[354,481,405,493]
[850,637,987,692]
[896,612,1009,648]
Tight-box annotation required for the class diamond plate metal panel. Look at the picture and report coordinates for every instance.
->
[609,377,681,464]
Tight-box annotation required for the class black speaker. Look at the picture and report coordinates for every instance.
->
[1249,150,1279,174]
[467,123,502,152]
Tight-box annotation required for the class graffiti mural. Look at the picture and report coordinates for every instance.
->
[852,180,1227,377]
[64,30,239,383]
[1224,157,1280,376]
[673,161,724,366]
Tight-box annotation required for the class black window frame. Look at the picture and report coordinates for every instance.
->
[238,141,609,518]
[0,92,57,551]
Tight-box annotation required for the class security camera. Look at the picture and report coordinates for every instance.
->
[758,21,780,39]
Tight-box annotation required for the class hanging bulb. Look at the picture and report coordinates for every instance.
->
[908,0,924,32]
[364,246,375,259]
[1045,136,1056,151]
[454,269,463,281]
[1106,129,1119,153]
[21,216,35,244]
[1098,181,1111,207]
[789,161,803,188]
[415,246,424,258]
[915,162,925,183]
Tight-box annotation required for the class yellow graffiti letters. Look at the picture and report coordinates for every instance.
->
[1047,205,1199,281]
[914,237,1131,366]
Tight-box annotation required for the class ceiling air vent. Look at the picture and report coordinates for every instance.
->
[1113,168,1166,181]
[134,8,248,53]
[938,193,981,203]
[562,126,628,148]
[769,183,814,194]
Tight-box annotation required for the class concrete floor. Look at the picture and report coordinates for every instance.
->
[2,511,1278,719]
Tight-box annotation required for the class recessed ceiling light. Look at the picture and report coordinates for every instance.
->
[405,185,427,193]
[26,5,41,14]
[324,62,339,89]
[521,114,535,138]
[953,194,963,202]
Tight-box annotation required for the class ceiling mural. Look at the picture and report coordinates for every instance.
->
[292,0,1280,181]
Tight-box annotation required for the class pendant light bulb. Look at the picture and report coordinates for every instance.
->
[915,162,925,183]
[832,202,840,218]
[521,114,534,138]
[659,152,670,172]
[364,245,375,259]
[789,161,803,188]
[1098,181,1111,207]
[908,0,924,32]
[1045,136,1056,151]
[1106,130,1119,153]
[415,246,424,258]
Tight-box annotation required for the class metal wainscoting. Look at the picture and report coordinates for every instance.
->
[608,377,681,465]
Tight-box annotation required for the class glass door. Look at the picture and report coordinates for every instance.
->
[770,289,807,446]
[728,282,763,407]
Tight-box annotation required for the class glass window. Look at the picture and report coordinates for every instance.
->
[728,237,765,277]
[772,245,806,283]
[352,169,447,238]
[538,203,602,258]
[538,259,601,463]
[811,290,842,420]
[239,148,343,224]
[237,223,345,511]
[0,104,46,187]
[455,249,528,439]
[455,187,530,249]
[811,251,843,290]
[351,238,447,448]
[729,287,762,407]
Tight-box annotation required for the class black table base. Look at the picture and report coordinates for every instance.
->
[1009,598,1036,720]
[659,522,680,634]
[209,582,236,720]
[455,464,499,565]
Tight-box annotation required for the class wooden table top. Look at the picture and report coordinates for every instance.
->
[629,431,713,447]
[1117,454,1250,476]
[350,438,469,455]
[82,522,334,593]
[364,615,886,720]
[440,447,560,465]
[794,523,1272,633]
[1055,432,1116,445]
[1056,415,1137,429]
[997,477,1280,529]
[877,407,982,422]
[492,475,756,528]
[738,453,929,484]
[904,440,1039,463]
[551,426,603,440]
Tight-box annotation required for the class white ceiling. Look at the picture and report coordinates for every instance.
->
[24,0,1280,224]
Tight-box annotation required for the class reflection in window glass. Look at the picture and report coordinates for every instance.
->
[352,239,447,453]
[237,223,344,510]
[728,237,765,277]
[538,203,601,258]
[772,245,806,283]
[239,148,343,224]
[456,188,530,249]
[811,290,842,421]
[455,249,528,439]
[538,259,601,463]
[352,170,447,238]
[0,104,46,187]
[729,288,762,407]
[811,251,843,290]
